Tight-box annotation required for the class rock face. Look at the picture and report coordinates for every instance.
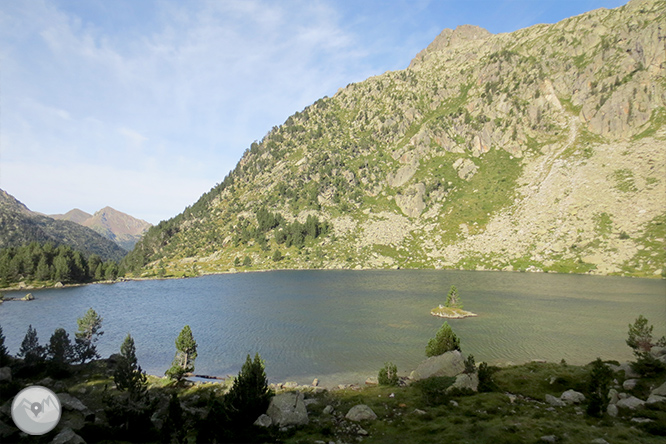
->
[345,404,377,422]
[254,414,272,427]
[410,350,465,380]
[651,381,666,397]
[266,392,309,427]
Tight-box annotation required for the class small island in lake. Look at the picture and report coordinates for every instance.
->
[431,285,477,319]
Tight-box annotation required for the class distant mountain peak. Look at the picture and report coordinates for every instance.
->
[50,208,92,224]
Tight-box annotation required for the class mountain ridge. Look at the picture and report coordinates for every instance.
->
[124,0,665,279]
[0,189,127,262]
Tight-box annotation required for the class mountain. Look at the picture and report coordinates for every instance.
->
[81,207,152,251]
[0,189,127,262]
[50,209,93,224]
[125,0,666,279]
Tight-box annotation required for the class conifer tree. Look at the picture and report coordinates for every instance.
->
[0,325,9,366]
[225,353,273,423]
[114,334,147,400]
[165,325,197,381]
[75,308,104,363]
[47,328,74,365]
[445,285,463,309]
[18,325,45,365]
[426,321,461,357]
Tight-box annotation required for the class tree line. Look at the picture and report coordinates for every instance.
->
[0,241,121,286]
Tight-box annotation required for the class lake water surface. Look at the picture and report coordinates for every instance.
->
[1,270,664,386]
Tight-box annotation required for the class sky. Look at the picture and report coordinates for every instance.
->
[0,0,628,225]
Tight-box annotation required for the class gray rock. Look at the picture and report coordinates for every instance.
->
[51,428,85,444]
[650,346,666,358]
[283,381,298,389]
[449,400,459,407]
[0,367,11,383]
[409,350,465,380]
[607,403,618,417]
[631,417,654,423]
[616,395,645,410]
[611,362,639,378]
[623,379,638,390]
[651,381,666,397]
[647,394,666,404]
[365,377,378,386]
[545,394,566,407]
[591,439,609,444]
[323,405,334,415]
[267,392,308,427]
[395,183,426,218]
[413,408,427,415]
[254,414,272,427]
[540,435,557,443]
[312,378,319,387]
[345,404,377,421]
[560,389,585,405]
[453,158,479,181]
[607,388,619,405]
[447,373,479,393]
[56,393,88,412]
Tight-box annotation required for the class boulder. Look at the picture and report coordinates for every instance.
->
[560,389,585,405]
[254,414,272,427]
[345,404,377,422]
[409,350,465,380]
[22,293,34,301]
[365,377,378,386]
[650,346,666,358]
[623,379,638,390]
[607,404,618,417]
[447,373,478,393]
[545,394,566,407]
[540,435,557,443]
[610,362,639,378]
[607,389,619,405]
[616,396,645,410]
[651,381,666,397]
[647,395,666,405]
[266,392,308,427]
[591,439,610,444]
[0,367,11,383]
[51,428,85,444]
[323,405,334,415]
[56,393,88,412]
[54,282,64,288]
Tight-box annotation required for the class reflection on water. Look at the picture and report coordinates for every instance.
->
[1,270,664,385]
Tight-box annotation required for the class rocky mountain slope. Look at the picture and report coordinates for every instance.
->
[0,189,127,262]
[51,207,152,251]
[125,0,666,278]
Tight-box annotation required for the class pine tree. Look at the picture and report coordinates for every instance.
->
[165,325,197,381]
[225,353,273,423]
[445,285,463,309]
[18,325,45,365]
[114,334,147,400]
[47,328,74,364]
[161,393,186,444]
[425,322,461,357]
[0,325,9,366]
[586,358,613,417]
[75,308,104,363]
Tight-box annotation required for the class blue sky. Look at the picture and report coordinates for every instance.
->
[0,0,627,224]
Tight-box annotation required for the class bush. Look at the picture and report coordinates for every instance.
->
[272,249,283,262]
[242,256,252,267]
[477,362,499,392]
[414,376,456,406]
[426,322,460,357]
[627,315,666,377]
[378,362,399,386]
[464,354,476,374]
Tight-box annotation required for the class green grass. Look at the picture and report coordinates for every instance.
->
[621,212,666,278]
[633,107,666,140]
[612,169,638,192]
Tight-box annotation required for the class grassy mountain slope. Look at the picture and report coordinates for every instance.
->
[125,0,666,278]
[0,190,127,262]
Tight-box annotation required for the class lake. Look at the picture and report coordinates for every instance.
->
[1,270,664,386]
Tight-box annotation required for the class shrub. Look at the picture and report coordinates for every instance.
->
[242,256,252,267]
[477,362,499,392]
[627,315,666,377]
[426,322,461,357]
[464,354,476,374]
[272,249,283,262]
[414,376,456,406]
[378,362,399,386]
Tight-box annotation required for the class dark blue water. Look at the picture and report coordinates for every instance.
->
[1,270,664,386]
